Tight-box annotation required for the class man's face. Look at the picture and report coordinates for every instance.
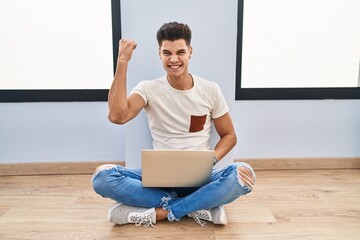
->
[159,39,192,79]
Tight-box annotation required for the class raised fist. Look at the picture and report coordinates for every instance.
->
[118,39,137,62]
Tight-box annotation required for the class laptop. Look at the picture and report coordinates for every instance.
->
[141,149,214,187]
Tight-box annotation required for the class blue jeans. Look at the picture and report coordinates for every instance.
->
[92,162,255,221]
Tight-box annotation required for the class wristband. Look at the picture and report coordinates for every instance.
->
[213,156,218,166]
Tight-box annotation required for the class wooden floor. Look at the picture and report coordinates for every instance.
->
[0,169,360,240]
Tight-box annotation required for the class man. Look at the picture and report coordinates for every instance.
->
[92,22,255,227]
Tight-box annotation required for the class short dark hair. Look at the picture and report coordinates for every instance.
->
[156,22,192,47]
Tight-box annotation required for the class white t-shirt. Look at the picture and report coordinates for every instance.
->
[131,74,229,150]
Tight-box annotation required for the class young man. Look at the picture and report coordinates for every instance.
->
[92,22,255,227]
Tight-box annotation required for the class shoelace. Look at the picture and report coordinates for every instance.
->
[189,210,211,227]
[129,209,156,228]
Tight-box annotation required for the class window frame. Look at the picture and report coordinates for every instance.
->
[0,0,121,102]
[235,0,360,100]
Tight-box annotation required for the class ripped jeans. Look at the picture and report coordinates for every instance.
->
[92,162,255,222]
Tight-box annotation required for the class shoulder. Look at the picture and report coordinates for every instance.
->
[137,75,167,89]
[192,75,223,95]
[133,76,167,96]
[193,74,220,88]
[131,76,168,104]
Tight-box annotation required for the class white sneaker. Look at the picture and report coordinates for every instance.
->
[188,205,228,227]
[108,203,156,228]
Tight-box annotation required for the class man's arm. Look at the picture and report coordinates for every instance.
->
[108,39,145,124]
[213,113,237,162]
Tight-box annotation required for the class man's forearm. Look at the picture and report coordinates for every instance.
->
[214,134,237,161]
[108,39,138,124]
[108,60,129,123]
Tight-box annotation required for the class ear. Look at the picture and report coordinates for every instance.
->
[189,46,193,59]
[158,47,162,59]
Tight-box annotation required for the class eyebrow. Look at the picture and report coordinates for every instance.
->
[161,49,187,53]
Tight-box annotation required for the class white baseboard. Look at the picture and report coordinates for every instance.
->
[1,157,359,176]
[0,161,125,176]
[236,157,360,170]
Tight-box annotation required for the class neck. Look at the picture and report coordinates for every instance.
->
[167,73,193,90]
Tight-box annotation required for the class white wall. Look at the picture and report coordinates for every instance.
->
[121,0,238,168]
[233,100,360,159]
[0,0,359,165]
[0,102,124,163]
[0,0,123,164]
[121,0,360,168]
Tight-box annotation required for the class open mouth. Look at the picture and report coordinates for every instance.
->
[168,65,182,69]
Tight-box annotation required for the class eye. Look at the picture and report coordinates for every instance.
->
[162,51,171,56]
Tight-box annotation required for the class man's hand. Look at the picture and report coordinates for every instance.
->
[118,39,137,62]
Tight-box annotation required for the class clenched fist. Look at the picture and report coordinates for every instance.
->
[118,39,137,62]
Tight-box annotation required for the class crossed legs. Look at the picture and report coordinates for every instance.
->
[92,162,256,223]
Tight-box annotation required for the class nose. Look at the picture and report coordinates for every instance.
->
[169,55,178,62]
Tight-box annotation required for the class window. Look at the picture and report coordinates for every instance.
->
[0,0,117,102]
[236,0,360,100]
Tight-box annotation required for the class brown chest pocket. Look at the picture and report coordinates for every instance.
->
[189,114,207,133]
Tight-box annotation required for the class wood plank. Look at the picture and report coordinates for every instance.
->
[215,222,360,240]
[0,170,359,239]
[225,199,276,223]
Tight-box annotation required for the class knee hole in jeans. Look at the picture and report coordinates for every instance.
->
[95,164,117,173]
[91,164,117,189]
[237,166,255,188]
